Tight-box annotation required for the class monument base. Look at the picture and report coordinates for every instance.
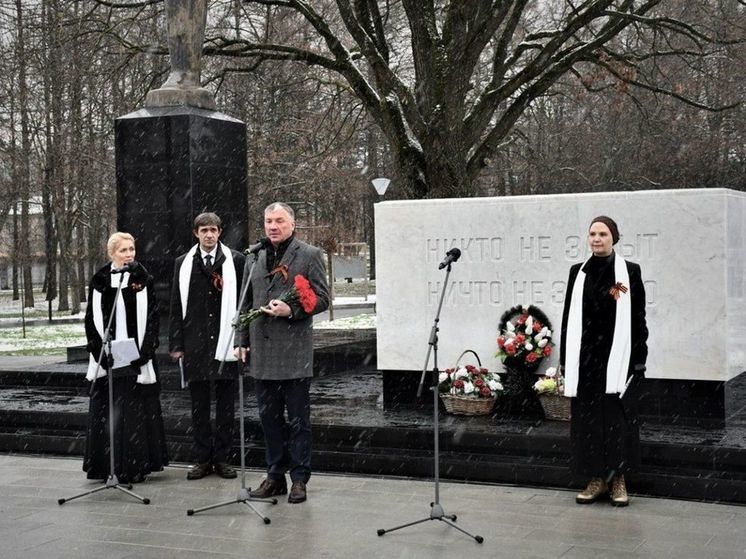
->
[145,86,216,111]
[115,105,248,324]
[637,373,746,428]
[382,369,743,426]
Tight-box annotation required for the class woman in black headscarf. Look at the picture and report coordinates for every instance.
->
[83,232,169,483]
[560,216,648,506]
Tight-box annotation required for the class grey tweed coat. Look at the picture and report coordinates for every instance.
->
[236,237,329,380]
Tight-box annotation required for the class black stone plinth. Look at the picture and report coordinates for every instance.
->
[637,375,739,428]
[115,106,248,316]
[384,369,740,427]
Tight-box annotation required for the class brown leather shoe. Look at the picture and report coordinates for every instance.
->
[610,475,629,507]
[288,480,307,503]
[249,478,287,498]
[214,463,237,479]
[576,477,607,504]
[187,463,212,480]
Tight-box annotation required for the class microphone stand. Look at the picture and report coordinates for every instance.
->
[59,269,150,506]
[186,247,276,523]
[377,260,483,544]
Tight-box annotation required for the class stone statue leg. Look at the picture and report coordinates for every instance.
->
[145,0,215,109]
[161,0,208,89]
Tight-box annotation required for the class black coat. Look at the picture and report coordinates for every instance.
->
[169,243,245,382]
[85,261,160,369]
[559,253,648,478]
[83,261,168,481]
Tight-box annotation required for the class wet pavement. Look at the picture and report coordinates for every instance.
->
[1,454,745,559]
[0,351,745,504]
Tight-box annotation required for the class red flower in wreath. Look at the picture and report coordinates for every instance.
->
[496,305,555,370]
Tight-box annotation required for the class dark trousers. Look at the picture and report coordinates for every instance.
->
[254,378,312,483]
[189,379,236,464]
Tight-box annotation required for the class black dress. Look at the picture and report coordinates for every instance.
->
[560,253,648,479]
[83,262,169,482]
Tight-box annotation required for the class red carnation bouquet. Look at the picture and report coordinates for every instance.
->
[239,274,318,326]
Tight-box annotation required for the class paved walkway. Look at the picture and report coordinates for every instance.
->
[1,454,744,559]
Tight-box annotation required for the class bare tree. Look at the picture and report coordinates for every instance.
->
[181,0,742,198]
[14,0,34,308]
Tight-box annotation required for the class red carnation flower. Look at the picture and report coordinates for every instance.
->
[480,386,492,397]
[526,352,538,363]
[497,336,505,348]
[533,321,542,332]
[505,343,516,355]
[453,379,465,389]
[293,274,318,313]
[543,345,553,357]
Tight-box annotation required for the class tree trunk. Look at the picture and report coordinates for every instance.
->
[12,207,19,301]
[15,0,34,309]
[41,0,58,306]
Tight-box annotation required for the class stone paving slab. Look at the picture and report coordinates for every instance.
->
[0,454,744,559]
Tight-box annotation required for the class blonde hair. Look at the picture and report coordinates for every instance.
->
[107,232,135,258]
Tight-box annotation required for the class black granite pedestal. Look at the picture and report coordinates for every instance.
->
[115,106,248,313]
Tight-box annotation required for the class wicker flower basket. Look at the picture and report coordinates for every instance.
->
[440,350,497,416]
[538,392,571,421]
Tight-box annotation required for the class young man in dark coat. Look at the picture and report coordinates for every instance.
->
[169,212,245,480]
[235,202,329,504]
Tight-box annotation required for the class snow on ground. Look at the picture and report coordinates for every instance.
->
[0,323,87,355]
[0,306,375,355]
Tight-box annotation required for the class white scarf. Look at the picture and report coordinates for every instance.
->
[564,252,631,397]
[86,268,157,384]
[178,242,237,362]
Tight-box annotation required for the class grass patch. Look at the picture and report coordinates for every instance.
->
[315,313,376,329]
[0,324,87,356]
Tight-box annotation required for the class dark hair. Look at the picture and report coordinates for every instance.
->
[590,215,620,245]
[193,212,222,231]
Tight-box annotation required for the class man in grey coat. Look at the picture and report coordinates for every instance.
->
[170,212,245,480]
[235,202,329,503]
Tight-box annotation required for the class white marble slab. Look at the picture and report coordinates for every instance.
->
[374,188,746,382]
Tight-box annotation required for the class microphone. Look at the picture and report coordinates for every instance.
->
[438,248,461,270]
[245,238,270,255]
[111,262,135,274]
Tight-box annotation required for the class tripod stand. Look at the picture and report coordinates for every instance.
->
[59,269,150,506]
[377,259,483,544]
[186,248,276,522]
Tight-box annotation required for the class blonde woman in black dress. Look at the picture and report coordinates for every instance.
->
[83,232,169,482]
